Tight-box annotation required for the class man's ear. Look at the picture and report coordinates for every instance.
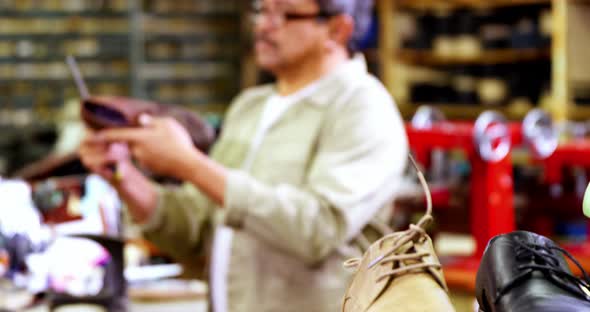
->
[327,14,354,49]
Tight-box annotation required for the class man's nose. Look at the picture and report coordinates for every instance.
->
[254,13,277,33]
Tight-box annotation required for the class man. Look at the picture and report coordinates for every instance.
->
[79,0,408,310]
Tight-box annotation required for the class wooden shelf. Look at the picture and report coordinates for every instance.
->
[397,48,550,66]
[0,33,127,40]
[0,55,126,63]
[396,0,550,10]
[400,103,530,120]
[0,77,129,84]
[143,12,236,19]
[0,10,128,18]
[144,33,236,42]
[400,103,489,119]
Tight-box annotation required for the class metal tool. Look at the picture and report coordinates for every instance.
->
[473,111,511,163]
[522,109,558,159]
[66,55,90,100]
[411,105,446,130]
[66,55,122,182]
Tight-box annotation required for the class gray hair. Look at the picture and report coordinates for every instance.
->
[317,0,375,52]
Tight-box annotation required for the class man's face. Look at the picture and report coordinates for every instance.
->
[253,0,329,73]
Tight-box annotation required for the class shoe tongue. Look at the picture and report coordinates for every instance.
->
[381,235,448,292]
[343,233,449,311]
[365,237,406,308]
[370,235,448,301]
[365,236,432,302]
[413,237,449,291]
[342,235,407,311]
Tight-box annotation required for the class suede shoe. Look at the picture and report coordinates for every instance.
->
[342,155,455,312]
[342,229,455,312]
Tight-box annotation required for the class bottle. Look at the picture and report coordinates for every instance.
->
[432,8,455,58]
[477,65,509,106]
[539,7,552,47]
[455,9,482,59]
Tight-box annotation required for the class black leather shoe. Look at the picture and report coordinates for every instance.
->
[476,231,590,312]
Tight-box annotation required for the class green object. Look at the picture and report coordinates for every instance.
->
[584,182,590,218]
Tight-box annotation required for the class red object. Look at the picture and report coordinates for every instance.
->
[31,176,85,224]
[440,256,482,292]
[405,121,519,290]
[541,140,590,184]
[406,121,519,258]
[429,186,452,209]
[535,140,590,264]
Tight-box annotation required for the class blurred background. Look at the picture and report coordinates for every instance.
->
[0,0,589,311]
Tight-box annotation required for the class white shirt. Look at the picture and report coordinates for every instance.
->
[211,78,323,312]
[241,81,323,171]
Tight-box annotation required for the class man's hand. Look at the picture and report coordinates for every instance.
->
[79,130,131,181]
[79,130,159,224]
[92,115,200,181]
[92,114,227,205]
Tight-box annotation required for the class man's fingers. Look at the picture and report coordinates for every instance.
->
[79,143,101,159]
[81,153,110,168]
[83,156,118,181]
[107,143,131,161]
[92,128,148,144]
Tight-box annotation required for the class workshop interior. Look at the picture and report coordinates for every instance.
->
[1,0,590,311]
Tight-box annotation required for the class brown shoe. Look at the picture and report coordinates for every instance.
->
[81,96,216,153]
[342,156,455,312]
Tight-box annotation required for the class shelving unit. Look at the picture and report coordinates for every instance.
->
[0,0,241,125]
[397,47,550,66]
[378,0,554,120]
[396,0,550,10]
[0,4,131,121]
[136,0,239,117]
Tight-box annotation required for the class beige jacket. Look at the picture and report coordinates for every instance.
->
[140,56,408,311]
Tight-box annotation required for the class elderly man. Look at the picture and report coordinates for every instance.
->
[79,0,408,310]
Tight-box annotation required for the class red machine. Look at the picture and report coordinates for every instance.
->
[522,109,590,271]
[543,140,590,268]
[541,141,590,184]
[407,107,590,287]
[406,107,521,290]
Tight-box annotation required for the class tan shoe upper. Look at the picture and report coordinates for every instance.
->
[342,228,455,312]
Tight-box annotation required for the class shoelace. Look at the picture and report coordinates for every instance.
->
[343,154,440,282]
[495,239,590,304]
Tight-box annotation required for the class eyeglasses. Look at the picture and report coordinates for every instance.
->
[250,6,335,27]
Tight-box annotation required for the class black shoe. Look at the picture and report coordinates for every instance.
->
[476,231,590,312]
